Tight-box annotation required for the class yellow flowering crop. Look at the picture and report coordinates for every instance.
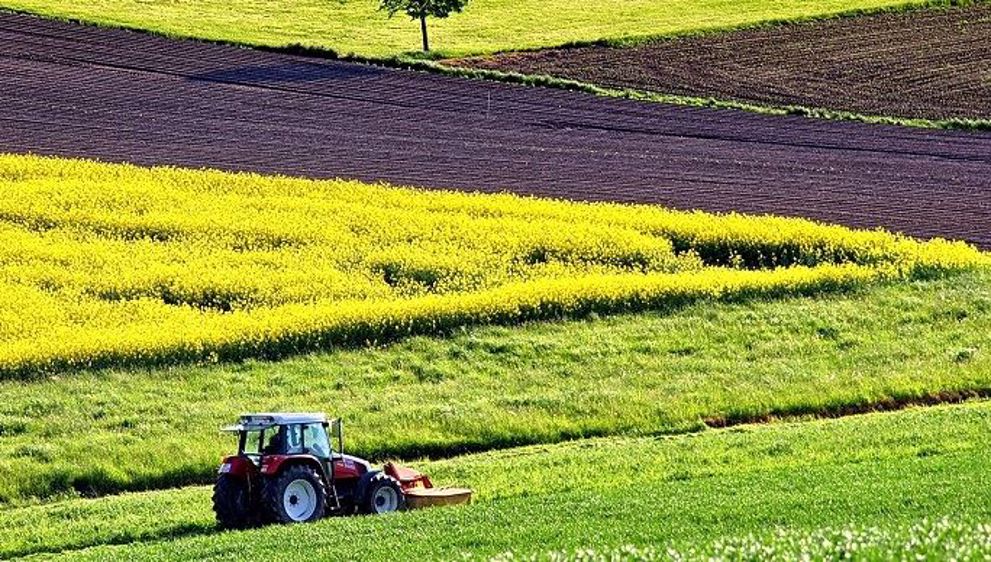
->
[0,154,984,377]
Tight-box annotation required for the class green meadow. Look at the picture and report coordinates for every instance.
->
[1,268,988,506]
[3,401,988,559]
[1,0,944,57]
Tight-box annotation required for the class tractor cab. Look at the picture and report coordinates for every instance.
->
[226,413,339,469]
[213,412,426,528]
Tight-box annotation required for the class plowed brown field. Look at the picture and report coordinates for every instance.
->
[458,5,991,121]
[1,14,990,247]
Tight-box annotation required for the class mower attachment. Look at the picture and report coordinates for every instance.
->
[385,461,473,509]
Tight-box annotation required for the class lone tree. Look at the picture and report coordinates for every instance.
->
[379,0,469,52]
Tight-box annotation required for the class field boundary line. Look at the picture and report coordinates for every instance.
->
[405,62,991,133]
[3,1,991,131]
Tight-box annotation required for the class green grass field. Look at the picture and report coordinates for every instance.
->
[1,268,988,506]
[1,0,942,57]
[3,401,988,559]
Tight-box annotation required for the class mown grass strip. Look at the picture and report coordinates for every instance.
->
[0,268,988,506]
[4,401,988,560]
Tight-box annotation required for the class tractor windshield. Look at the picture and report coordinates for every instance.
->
[303,423,331,458]
[241,429,264,456]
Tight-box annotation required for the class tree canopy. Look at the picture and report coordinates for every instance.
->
[379,0,470,51]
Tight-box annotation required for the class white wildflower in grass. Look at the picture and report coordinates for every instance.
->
[484,517,991,562]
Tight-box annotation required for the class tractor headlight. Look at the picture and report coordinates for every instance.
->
[218,462,232,474]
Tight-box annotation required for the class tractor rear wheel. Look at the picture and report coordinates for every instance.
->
[361,472,405,515]
[263,465,327,524]
[212,474,253,529]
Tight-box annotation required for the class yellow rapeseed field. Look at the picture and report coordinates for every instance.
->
[0,154,984,377]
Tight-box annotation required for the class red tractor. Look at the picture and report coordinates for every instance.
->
[213,413,434,528]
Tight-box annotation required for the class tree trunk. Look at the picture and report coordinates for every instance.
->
[420,14,429,52]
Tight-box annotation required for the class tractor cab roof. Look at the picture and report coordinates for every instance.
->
[222,413,328,432]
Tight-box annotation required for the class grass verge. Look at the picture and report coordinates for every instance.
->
[422,61,991,132]
[2,401,989,559]
[0,268,988,505]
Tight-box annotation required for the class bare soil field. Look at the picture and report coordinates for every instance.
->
[458,4,991,121]
[1,14,990,247]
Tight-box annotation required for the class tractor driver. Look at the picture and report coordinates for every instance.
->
[262,426,287,455]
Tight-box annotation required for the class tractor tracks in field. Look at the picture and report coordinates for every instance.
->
[1,12,990,248]
[701,388,991,429]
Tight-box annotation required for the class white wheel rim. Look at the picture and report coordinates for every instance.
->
[283,479,317,521]
[372,486,400,513]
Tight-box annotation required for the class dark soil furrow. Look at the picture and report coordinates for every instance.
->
[457,4,991,121]
[1,13,990,247]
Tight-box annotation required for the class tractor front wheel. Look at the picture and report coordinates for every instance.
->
[362,473,406,515]
[213,474,253,529]
[263,465,327,524]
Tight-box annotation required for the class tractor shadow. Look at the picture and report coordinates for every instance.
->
[12,522,220,560]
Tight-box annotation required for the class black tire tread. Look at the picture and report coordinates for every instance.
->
[262,464,328,524]
[361,472,406,515]
[212,474,253,530]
